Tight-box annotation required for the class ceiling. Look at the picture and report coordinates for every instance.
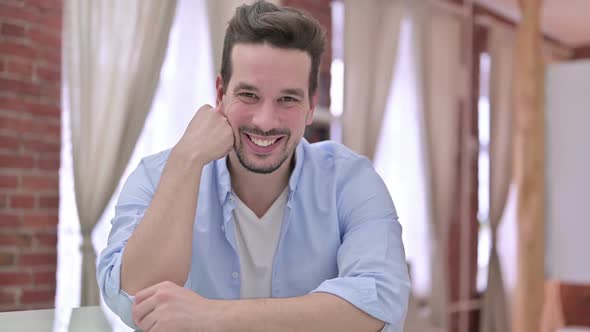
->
[475,0,590,47]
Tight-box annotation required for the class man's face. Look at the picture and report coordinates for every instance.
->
[216,43,315,174]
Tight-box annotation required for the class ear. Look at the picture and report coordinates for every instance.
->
[305,92,318,126]
[215,75,224,106]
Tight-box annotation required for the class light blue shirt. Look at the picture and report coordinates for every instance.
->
[97,139,410,331]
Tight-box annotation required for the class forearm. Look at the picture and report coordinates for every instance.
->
[220,293,385,332]
[121,149,204,295]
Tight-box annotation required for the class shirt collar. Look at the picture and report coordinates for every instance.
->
[215,138,307,205]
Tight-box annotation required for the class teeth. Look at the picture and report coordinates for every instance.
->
[250,136,278,147]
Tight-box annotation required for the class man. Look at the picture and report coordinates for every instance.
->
[97,1,410,331]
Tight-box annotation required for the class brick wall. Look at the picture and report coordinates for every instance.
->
[0,0,62,311]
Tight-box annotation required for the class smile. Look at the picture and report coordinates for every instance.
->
[243,133,286,153]
[249,135,279,147]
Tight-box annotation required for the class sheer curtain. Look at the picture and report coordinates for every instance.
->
[373,17,431,298]
[341,0,405,159]
[62,0,177,307]
[57,0,215,331]
[411,0,463,328]
[479,23,515,332]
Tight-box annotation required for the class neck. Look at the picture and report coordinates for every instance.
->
[227,152,293,217]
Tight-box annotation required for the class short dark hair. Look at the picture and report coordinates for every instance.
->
[220,0,326,98]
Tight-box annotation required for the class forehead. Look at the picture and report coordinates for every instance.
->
[229,43,311,94]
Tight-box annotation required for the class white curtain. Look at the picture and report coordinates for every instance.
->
[479,24,515,332]
[411,0,464,328]
[374,17,431,298]
[63,0,177,306]
[341,0,405,159]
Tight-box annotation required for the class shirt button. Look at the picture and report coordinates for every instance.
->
[221,225,225,231]
[232,272,239,279]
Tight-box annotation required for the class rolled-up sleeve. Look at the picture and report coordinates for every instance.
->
[96,159,155,329]
[311,158,411,331]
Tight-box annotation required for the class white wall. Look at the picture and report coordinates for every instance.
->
[545,60,590,283]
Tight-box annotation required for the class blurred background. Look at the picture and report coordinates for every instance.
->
[0,0,589,331]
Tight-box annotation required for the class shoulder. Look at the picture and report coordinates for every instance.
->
[302,140,376,180]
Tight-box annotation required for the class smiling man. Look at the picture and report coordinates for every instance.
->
[97,1,410,331]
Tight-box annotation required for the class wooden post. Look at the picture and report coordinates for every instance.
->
[513,0,545,331]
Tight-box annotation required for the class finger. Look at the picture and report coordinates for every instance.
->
[139,307,158,332]
[134,281,165,305]
[133,291,159,326]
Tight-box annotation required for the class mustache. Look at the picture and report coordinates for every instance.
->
[239,126,290,137]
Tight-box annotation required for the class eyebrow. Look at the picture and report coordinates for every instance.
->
[233,82,259,93]
[233,82,305,99]
[280,88,305,98]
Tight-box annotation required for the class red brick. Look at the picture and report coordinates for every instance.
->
[26,102,60,117]
[1,23,26,38]
[38,195,58,208]
[22,289,55,304]
[22,213,57,228]
[36,14,62,31]
[28,28,60,48]
[0,97,28,112]
[19,252,56,267]
[33,271,55,286]
[37,48,60,67]
[0,175,18,188]
[0,233,32,247]
[37,156,59,170]
[21,175,58,190]
[0,4,40,24]
[0,78,39,96]
[34,233,57,247]
[0,42,37,60]
[22,137,59,153]
[35,66,60,82]
[0,154,34,168]
[0,252,16,266]
[0,213,20,227]
[31,120,60,138]
[0,115,34,132]
[5,61,33,77]
[0,134,20,151]
[0,193,6,208]
[9,194,35,208]
[0,289,17,305]
[0,271,32,286]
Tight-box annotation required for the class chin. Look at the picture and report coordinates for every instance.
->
[237,152,289,175]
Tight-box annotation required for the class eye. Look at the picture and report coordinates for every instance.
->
[238,92,258,99]
[237,92,259,104]
[279,96,299,103]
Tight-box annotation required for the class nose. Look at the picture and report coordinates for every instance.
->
[251,100,279,132]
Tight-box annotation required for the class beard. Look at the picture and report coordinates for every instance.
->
[235,126,294,174]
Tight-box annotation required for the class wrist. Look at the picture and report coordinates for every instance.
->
[170,145,208,170]
[210,299,240,332]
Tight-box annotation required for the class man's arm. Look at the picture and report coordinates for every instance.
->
[132,281,385,332]
[120,104,233,295]
[222,292,385,332]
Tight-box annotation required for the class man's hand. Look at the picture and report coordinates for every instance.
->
[132,281,226,332]
[173,103,234,168]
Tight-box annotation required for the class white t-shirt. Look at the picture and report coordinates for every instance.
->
[232,188,288,299]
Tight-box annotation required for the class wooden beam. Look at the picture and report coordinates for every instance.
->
[512,0,546,331]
